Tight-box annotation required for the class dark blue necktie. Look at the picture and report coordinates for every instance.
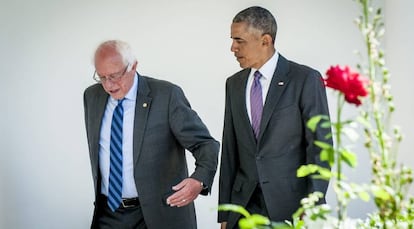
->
[250,71,263,140]
[108,99,125,211]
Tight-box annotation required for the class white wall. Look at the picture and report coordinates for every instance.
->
[385,1,414,177]
[1,0,413,228]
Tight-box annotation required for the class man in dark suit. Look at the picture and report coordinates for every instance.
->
[84,40,219,229]
[218,6,332,229]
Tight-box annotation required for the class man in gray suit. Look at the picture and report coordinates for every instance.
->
[84,40,219,229]
[218,6,332,229]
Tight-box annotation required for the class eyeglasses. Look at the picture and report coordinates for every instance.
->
[93,64,130,83]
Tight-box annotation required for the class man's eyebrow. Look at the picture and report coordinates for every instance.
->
[231,36,244,41]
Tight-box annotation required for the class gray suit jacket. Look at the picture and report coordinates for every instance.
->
[218,55,331,227]
[84,74,219,229]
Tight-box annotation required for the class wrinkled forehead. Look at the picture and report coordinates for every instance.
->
[95,48,123,66]
[95,45,120,60]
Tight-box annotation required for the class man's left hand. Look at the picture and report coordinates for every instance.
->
[166,178,203,207]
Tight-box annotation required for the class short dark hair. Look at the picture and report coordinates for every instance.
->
[233,6,277,44]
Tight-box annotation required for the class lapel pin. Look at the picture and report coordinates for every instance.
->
[278,81,284,86]
[143,103,148,108]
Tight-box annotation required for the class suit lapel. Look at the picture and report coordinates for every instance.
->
[258,55,291,141]
[233,69,257,144]
[133,75,152,165]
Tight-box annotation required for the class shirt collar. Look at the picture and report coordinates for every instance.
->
[124,72,138,101]
[251,51,279,80]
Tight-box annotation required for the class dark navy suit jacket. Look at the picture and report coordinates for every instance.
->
[218,55,331,228]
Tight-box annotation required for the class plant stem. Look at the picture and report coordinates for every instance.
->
[361,0,388,166]
[336,93,345,223]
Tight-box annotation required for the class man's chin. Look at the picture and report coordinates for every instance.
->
[239,63,249,69]
[236,60,250,69]
[110,93,123,100]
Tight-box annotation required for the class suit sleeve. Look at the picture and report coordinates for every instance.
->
[83,89,91,148]
[168,85,219,195]
[218,79,239,222]
[300,70,332,201]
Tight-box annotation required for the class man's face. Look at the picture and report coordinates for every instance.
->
[230,22,266,69]
[95,50,136,100]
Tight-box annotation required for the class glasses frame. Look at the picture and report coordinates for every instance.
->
[93,64,130,83]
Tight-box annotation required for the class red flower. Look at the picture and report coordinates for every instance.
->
[325,65,369,106]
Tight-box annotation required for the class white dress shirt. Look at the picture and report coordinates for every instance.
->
[246,52,279,123]
[99,74,139,198]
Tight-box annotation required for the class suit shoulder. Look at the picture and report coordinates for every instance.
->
[286,59,322,82]
[84,83,104,97]
[141,75,182,93]
[288,59,319,74]
[227,68,249,82]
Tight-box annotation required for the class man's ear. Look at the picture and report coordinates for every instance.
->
[131,61,138,71]
[262,34,273,47]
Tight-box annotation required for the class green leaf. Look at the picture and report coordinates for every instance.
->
[314,141,334,166]
[297,165,318,177]
[317,167,333,179]
[238,218,255,229]
[314,141,333,150]
[307,115,330,132]
[324,132,332,140]
[372,187,391,201]
[319,149,329,162]
[358,191,370,202]
[297,164,332,180]
[340,150,358,168]
[271,222,294,229]
[319,148,335,166]
[321,121,332,129]
[218,204,250,218]
[292,208,304,222]
[312,175,331,181]
[294,221,305,229]
[307,116,323,132]
[250,214,270,225]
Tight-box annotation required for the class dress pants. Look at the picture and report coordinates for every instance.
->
[229,185,269,229]
[91,195,147,229]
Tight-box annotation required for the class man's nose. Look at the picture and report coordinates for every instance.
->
[230,41,237,52]
[103,79,115,88]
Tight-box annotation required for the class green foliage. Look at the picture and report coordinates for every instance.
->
[218,204,292,229]
[239,214,271,229]
[301,1,414,227]
[306,115,330,133]
[339,149,357,168]
[218,204,251,218]
[355,0,414,226]
[297,164,332,180]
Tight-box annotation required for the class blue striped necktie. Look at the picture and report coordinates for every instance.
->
[250,71,263,140]
[108,99,125,211]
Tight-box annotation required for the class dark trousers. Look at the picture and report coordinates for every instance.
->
[91,195,147,229]
[229,186,269,229]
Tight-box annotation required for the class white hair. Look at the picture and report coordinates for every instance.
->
[95,40,137,71]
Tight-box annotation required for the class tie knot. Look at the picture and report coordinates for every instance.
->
[118,98,126,106]
[254,71,262,80]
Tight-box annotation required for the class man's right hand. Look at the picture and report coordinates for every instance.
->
[220,222,227,229]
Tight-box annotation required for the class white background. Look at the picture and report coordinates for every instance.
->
[1,0,413,228]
